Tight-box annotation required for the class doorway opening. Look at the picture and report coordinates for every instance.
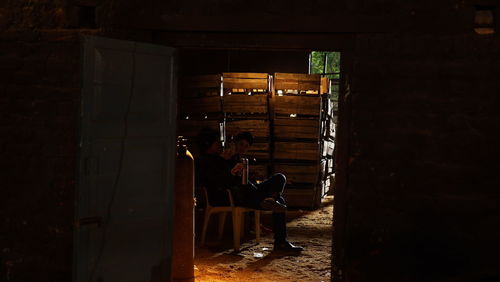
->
[177,49,341,281]
[75,35,350,282]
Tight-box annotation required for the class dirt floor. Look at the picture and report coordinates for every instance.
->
[194,196,333,281]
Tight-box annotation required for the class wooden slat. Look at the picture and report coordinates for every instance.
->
[321,77,329,94]
[224,72,268,79]
[274,73,321,91]
[274,164,320,184]
[274,80,320,91]
[223,77,268,90]
[223,94,268,113]
[226,119,270,138]
[242,142,270,160]
[180,96,222,115]
[275,73,321,81]
[322,140,335,157]
[274,96,321,116]
[274,141,320,161]
[274,118,320,140]
[283,188,317,208]
[327,158,334,174]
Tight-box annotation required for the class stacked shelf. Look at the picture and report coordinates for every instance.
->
[272,73,323,209]
[223,73,271,181]
[177,72,337,209]
[177,74,223,157]
[320,77,337,197]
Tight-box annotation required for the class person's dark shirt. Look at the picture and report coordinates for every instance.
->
[196,153,241,206]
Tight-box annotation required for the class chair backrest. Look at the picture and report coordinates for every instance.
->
[202,187,212,208]
[202,186,235,208]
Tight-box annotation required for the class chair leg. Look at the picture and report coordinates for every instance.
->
[254,210,260,243]
[201,209,211,247]
[217,212,226,240]
[232,209,241,251]
[240,212,245,234]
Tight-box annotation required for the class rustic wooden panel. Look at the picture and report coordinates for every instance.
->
[274,163,320,184]
[274,96,321,116]
[224,72,269,79]
[180,96,222,115]
[327,158,334,174]
[223,94,268,113]
[226,119,270,139]
[177,119,221,138]
[274,141,320,161]
[321,77,330,94]
[242,142,270,160]
[223,73,269,90]
[275,80,320,91]
[274,73,321,91]
[326,118,335,139]
[283,188,317,209]
[322,178,331,197]
[274,118,320,140]
[275,73,321,81]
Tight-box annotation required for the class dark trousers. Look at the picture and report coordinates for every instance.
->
[250,173,288,243]
[209,173,289,243]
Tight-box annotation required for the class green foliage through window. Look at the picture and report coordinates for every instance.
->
[309,51,340,99]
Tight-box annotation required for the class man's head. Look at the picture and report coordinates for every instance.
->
[197,128,221,155]
[234,131,253,155]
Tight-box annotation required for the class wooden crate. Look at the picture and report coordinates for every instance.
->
[283,187,320,209]
[226,119,270,139]
[177,119,221,138]
[274,118,320,140]
[274,73,321,93]
[223,72,269,91]
[274,141,320,161]
[321,178,331,197]
[274,95,321,116]
[180,74,221,97]
[320,77,330,94]
[242,142,270,161]
[323,117,335,140]
[322,140,335,158]
[179,96,222,116]
[274,163,320,185]
[223,94,268,114]
[327,158,334,174]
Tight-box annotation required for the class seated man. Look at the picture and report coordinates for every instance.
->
[196,129,303,252]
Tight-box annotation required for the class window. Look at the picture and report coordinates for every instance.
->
[309,51,340,99]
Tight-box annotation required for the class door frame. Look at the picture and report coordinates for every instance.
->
[150,31,354,282]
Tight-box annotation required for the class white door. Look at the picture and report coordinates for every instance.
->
[74,36,177,282]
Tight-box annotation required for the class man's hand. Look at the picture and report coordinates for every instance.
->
[220,142,236,160]
[231,163,244,176]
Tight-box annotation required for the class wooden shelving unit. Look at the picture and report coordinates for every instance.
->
[177,72,337,209]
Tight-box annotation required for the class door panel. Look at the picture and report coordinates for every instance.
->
[75,36,177,282]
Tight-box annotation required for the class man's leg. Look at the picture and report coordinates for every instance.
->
[254,173,286,202]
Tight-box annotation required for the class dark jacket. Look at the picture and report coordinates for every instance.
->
[195,153,241,206]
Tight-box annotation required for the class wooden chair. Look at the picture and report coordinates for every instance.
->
[200,187,261,251]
